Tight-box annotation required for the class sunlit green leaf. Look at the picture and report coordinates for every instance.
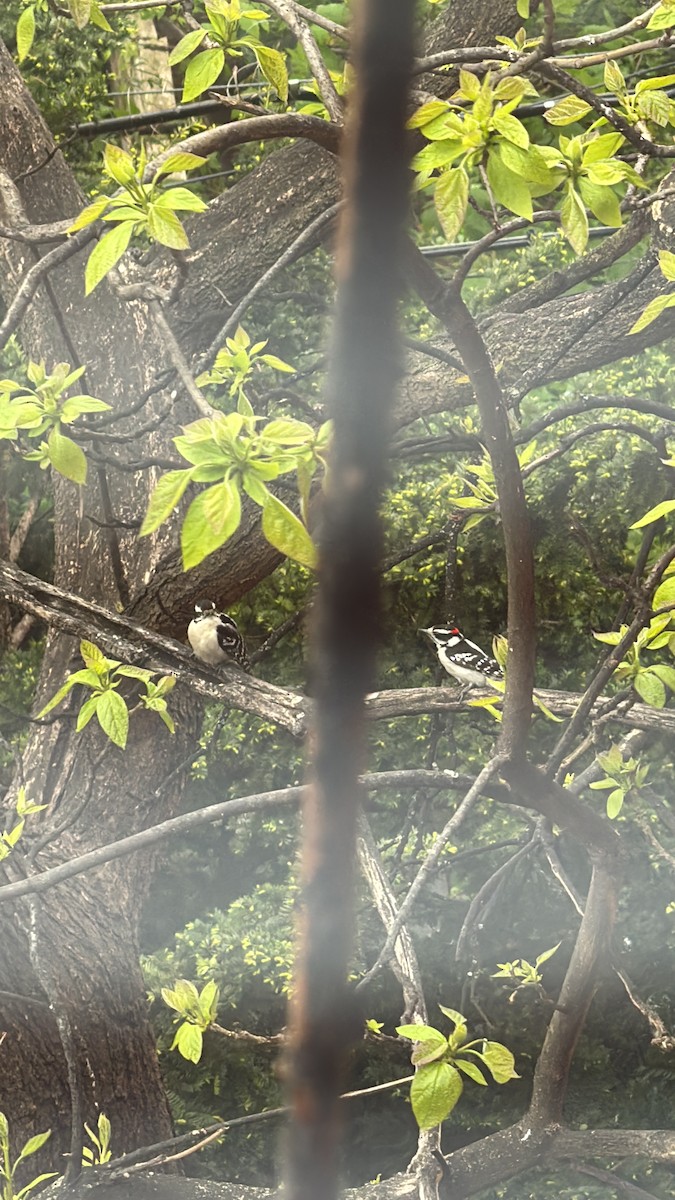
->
[96,689,129,747]
[85,221,134,294]
[410,1062,463,1129]
[262,492,317,568]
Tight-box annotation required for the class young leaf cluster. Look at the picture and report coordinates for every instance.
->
[409,66,645,253]
[396,1005,518,1130]
[492,942,561,999]
[0,360,110,485]
[594,606,675,709]
[169,0,288,105]
[161,978,219,1064]
[0,1112,56,1200]
[142,333,330,571]
[68,144,208,294]
[197,324,295,396]
[38,640,177,748]
[0,787,46,865]
[82,1114,112,1167]
[589,744,649,820]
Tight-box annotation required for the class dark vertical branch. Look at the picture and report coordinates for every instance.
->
[284,4,415,1200]
[404,245,536,759]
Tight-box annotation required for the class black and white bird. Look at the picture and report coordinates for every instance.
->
[187,601,250,672]
[420,625,503,694]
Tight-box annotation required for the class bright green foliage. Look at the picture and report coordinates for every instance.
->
[197,325,295,397]
[37,640,177,748]
[397,1006,517,1130]
[162,978,220,1064]
[82,1113,112,1167]
[589,745,649,820]
[0,787,46,865]
[14,0,111,62]
[410,69,645,252]
[492,942,561,998]
[68,145,208,294]
[648,0,675,29]
[0,360,110,484]
[142,335,331,571]
[0,1111,56,1200]
[594,613,675,709]
[602,58,675,128]
[169,0,288,104]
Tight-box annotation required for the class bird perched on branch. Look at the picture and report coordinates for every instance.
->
[420,625,503,697]
[187,601,250,672]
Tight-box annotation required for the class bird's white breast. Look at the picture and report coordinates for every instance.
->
[188,616,224,665]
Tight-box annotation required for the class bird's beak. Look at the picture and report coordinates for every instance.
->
[419,628,432,639]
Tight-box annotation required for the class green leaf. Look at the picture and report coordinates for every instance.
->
[255,43,289,102]
[103,143,136,187]
[434,167,469,241]
[13,1129,51,1166]
[67,196,110,231]
[397,1023,447,1043]
[659,249,675,281]
[68,0,91,28]
[153,187,207,213]
[486,149,533,220]
[653,576,675,610]
[633,670,666,707]
[181,488,235,570]
[630,498,675,527]
[147,206,190,250]
[455,1058,487,1085]
[516,0,529,16]
[544,95,592,125]
[407,99,449,129]
[85,221,134,294]
[16,5,36,62]
[173,1022,203,1063]
[647,3,675,30]
[578,179,621,228]
[603,59,625,93]
[154,152,208,178]
[437,1004,465,1027]
[637,89,671,125]
[47,426,87,484]
[201,476,242,537]
[582,132,625,163]
[630,293,675,335]
[141,469,193,537]
[647,663,675,692]
[262,492,317,568]
[80,640,108,674]
[96,688,129,747]
[534,942,561,967]
[492,108,529,148]
[15,1173,59,1200]
[76,694,100,732]
[89,1,112,31]
[182,48,225,103]
[606,789,624,819]
[410,1062,463,1130]
[259,353,296,373]
[168,27,207,65]
[478,1040,519,1083]
[560,184,588,254]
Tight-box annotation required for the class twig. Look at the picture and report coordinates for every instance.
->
[195,202,341,376]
